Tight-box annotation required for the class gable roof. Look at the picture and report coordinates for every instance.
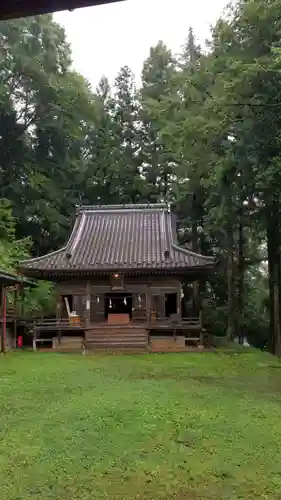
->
[20,204,217,277]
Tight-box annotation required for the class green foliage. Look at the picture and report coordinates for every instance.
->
[1,5,281,347]
[0,200,54,315]
[21,281,55,316]
[0,15,95,253]
[0,199,31,271]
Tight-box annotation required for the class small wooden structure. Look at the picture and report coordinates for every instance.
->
[0,270,35,353]
[20,204,217,353]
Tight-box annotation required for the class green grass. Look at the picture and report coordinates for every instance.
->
[1,351,281,500]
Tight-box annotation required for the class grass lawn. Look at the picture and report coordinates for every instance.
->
[1,351,281,500]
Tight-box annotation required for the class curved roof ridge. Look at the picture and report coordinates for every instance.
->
[77,203,169,212]
[21,246,67,265]
[68,213,86,254]
[172,243,216,262]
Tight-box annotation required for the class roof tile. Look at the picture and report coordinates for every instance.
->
[20,204,216,274]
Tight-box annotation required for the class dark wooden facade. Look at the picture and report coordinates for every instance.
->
[20,204,217,353]
[56,275,182,322]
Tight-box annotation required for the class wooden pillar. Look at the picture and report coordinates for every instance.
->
[193,279,200,316]
[55,293,62,342]
[85,281,91,327]
[145,285,150,322]
[33,326,37,351]
[177,282,181,317]
[18,282,25,319]
[56,292,62,321]
[196,281,204,347]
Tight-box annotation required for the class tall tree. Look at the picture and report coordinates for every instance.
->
[0,15,94,253]
[208,0,281,353]
[112,66,144,203]
[82,76,121,205]
[140,41,177,202]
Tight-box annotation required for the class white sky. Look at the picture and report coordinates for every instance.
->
[54,0,229,89]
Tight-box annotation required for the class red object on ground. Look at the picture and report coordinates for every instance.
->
[17,336,23,348]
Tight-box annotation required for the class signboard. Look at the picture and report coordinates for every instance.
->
[110,273,124,291]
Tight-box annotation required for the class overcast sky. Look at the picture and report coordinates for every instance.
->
[54,0,230,89]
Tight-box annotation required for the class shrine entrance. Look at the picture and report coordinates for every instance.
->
[105,293,133,324]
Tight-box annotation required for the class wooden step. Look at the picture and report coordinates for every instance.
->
[86,337,148,345]
[86,328,148,350]
[88,343,148,349]
[87,334,147,340]
[87,346,149,354]
[87,329,147,335]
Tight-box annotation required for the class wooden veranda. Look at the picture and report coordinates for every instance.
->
[32,315,206,353]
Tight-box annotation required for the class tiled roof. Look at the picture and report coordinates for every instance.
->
[20,204,216,275]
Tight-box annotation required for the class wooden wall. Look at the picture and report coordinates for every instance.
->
[56,275,182,323]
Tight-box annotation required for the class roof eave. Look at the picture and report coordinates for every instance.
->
[20,264,217,279]
[0,0,124,21]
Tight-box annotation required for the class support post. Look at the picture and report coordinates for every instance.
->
[146,285,151,323]
[33,328,37,352]
[85,281,91,327]
[18,282,24,319]
[193,280,200,317]
[198,287,204,349]
[177,282,181,317]
[13,319,17,348]
[56,294,61,322]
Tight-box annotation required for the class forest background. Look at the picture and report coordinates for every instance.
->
[1,0,280,352]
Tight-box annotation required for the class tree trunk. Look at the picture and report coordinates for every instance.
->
[266,199,281,355]
[191,193,198,253]
[191,192,199,314]
[236,209,245,344]
[227,227,235,341]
